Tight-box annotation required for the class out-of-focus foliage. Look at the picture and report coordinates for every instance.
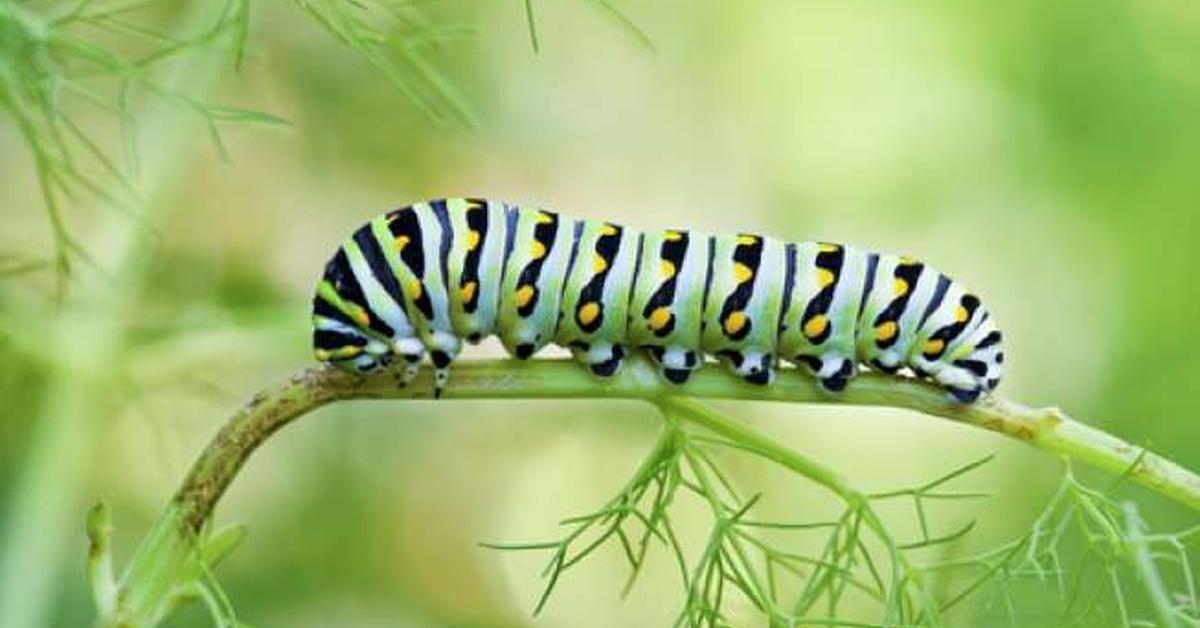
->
[1,0,1197,626]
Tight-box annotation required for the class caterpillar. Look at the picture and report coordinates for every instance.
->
[312,198,1004,403]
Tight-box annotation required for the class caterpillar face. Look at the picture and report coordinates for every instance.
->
[313,199,1005,402]
[311,318,391,374]
[312,249,415,377]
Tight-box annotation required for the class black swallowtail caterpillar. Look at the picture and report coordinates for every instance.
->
[312,198,1004,402]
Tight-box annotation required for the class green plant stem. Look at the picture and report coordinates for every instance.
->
[103,355,1200,626]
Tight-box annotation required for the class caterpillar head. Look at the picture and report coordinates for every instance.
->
[312,323,394,374]
[312,249,401,375]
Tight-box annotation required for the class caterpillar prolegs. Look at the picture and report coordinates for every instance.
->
[312,198,1004,402]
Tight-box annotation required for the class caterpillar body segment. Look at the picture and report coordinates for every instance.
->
[444,198,507,344]
[497,207,576,361]
[778,243,870,393]
[313,199,1004,402]
[628,229,709,384]
[554,220,640,376]
[701,234,788,386]
[381,202,460,388]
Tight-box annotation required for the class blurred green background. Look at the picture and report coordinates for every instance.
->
[1,0,1198,625]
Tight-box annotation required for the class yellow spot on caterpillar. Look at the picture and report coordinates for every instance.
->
[530,240,547,260]
[515,284,535,308]
[536,211,554,224]
[899,255,917,265]
[954,306,969,323]
[600,224,619,236]
[351,307,370,327]
[394,235,410,251]
[875,321,898,343]
[334,345,363,359]
[816,268,836,288]
[592,254,609,274]
[578,301,600,326]
[460,281,477,303]
[923,338,945,355]
[314,349,331,361]
[465,230,481,251]
[818,242,840,253]
[893,278,909,297]
[733,262,754,283]
[724,311,747,335]
[803,314,828,339]
[661,260,677,278]
[663,230,684,241]
[736,235,758,246]
[648,306,672,331]
[407,279,423,301]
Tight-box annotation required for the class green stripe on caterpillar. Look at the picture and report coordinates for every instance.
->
[312,198,1004,402]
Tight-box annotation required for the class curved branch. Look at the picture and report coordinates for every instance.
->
[100,355,1200,626]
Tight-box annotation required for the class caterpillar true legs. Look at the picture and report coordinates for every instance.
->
[312,198,1004,402]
